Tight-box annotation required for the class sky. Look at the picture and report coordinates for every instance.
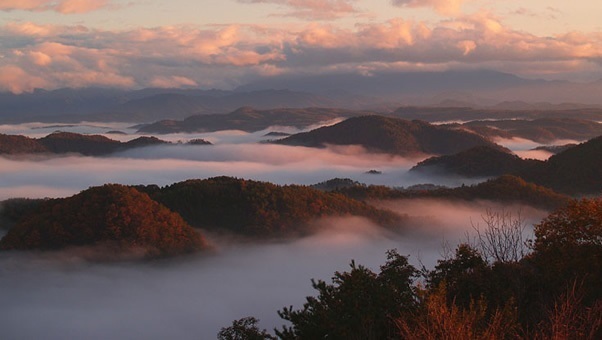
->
[0,0,601,93]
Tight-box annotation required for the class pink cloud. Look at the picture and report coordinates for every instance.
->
[0,65,48,93]
[0,0,48,12]
[238,0,360,20]
[54,0,110,14]
[0,0,114,14]
[0,14,601,93]
[391,0,469,16]
[150,76,198,88]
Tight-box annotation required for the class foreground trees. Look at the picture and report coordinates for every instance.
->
[277,250,417,340]
[220,198,602,339]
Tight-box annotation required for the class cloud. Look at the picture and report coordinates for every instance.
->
[238,0,360,20]
[0,65,48,93]
[0,13,601,93]
[510,6,561,20]
[150,76,198,88]
[391,0,468,16]
[0,0,114,14]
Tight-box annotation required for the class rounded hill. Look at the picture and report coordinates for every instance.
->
[139,176,403,236]
[276,115,505,156]
[411,146,530,178]
[0,184,208,259]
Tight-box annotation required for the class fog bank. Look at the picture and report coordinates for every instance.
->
[0,202,548,339]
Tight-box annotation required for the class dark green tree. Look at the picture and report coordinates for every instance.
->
[217,317,275,340]
[276,250,417,340]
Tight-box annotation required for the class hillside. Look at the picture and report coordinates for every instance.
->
[0,185,208,259]
[0,132,186,156]
[138,107,369,134]
[39,132,122,155]
[411,146,535,178]
[333,175,570,210]
[0,134,49,154]
[519,136,602,195]
[408,136,601,195]
[276,115,505,156]
[138,177,404,236]
[458,118,602,143]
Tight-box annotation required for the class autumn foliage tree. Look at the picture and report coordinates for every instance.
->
[0,184,208,258]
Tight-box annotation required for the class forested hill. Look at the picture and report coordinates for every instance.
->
[412,136,602,195]
[137,176,404,236]
[276,115,506,156]
[411,146,538,178]
[331,175,570,210]
[137,107,370,134]
[0,132,210,156]
[0,185,208,259]
[518,135,602,195]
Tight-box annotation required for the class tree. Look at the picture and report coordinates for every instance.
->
[276,250,418,340]
[470,209,528,264]
[529,198,602,307]
[217,317,275,340]
[533,198,602,253]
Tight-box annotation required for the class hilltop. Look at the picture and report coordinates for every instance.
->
[0,185,208,259]
[276,115,505,156]
[138,176,404,236]
[411,146,534,178]
[0,132,209,156]
[333,175,570,210]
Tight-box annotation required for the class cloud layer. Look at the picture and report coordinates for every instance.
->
[0,0,114,14]
[0,11,600,93]
[391,0,468,16]
[0,203,548,339]
[238,0,360,20]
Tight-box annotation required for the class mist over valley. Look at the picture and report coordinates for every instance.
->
[1,4,602,334]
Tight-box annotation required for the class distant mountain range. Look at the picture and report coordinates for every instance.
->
[275,115,506,157]
[392,106,602,122]
[2,69,602,124]
[0,88,388,123]
[238,70,602,105]
[138,107,371,134]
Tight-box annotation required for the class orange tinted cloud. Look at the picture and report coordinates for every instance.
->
[0,15,601,93]
[0,0,113,14]
[238,0,359,19]
[391,0,469,16]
